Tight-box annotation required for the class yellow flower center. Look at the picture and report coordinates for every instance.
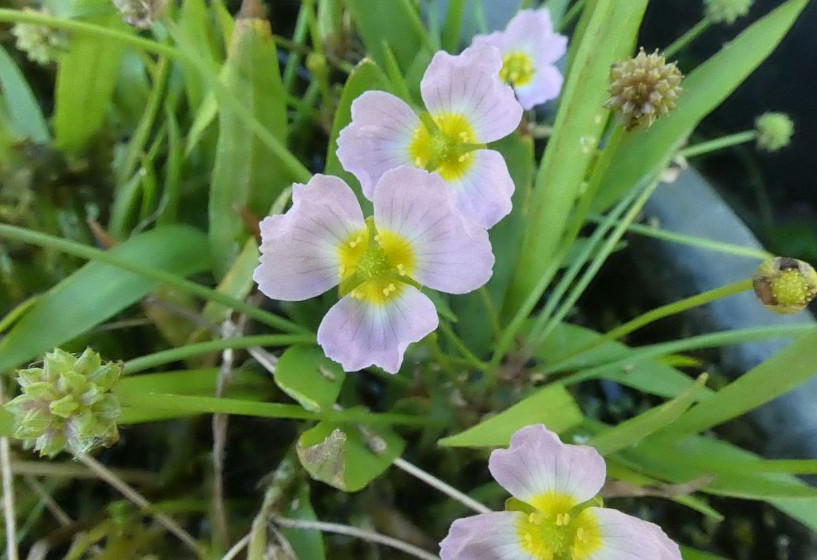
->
[408,112,478,182]
[515,493,602,560]
[500,51,535,87]
[337,217,416,306]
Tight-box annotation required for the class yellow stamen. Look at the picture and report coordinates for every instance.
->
[500,51,535,87]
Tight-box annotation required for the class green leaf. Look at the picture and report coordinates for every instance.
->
[297,419,405,492]
[208,1,291,277]
[505,0,648,315]
[324,58,390,211]
[273,346,346,413]
[681,547,729,560]
[591,0,809,212]
[54,0,128,152]
[0,225,211,374]
[438,383,582,447]
[589,374,707,455]
[655,326,817,438]
[279,483,326,560]
[537,322,702,398]
[344,0,430,70]
[0,44,48,142]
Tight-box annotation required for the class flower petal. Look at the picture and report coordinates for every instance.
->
[584,508,682,560]
[373,166,494,294]
[253,175,365,301]
[336,90,420,199]
[488,424,606,505]
[505,10,566,65]
[440,511,536,560]
[515,64,564,110]
[446,149,514,228]
[421,45,522,143]
[316,285,438,373]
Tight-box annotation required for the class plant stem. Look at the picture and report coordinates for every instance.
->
[272,516,439,560]
[680,130,757,159]
[122,334,314,374]
[664,18,711,58]
[477,287,501,340]
[438,322,489,371]
[0,382,18,560]
[566,279,754,361]
[559,0,587,31]
[77,454,205,558]
[0,224,309,335]
[394,457,491,514]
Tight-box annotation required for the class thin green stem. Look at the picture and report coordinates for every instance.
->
[117,392,439,427]
[664,18,711,58]
[122,334,315,374]
[585,216,773,261]
[438,322,489,371]
[680,130,757,159]
[545,324,814,380]
[0,224,309,335]
[559,0,587,31]
[565,279,754,362]
[283,6,309,94]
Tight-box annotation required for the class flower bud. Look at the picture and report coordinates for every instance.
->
[5,348,122,457]
[10,8,68,65]
[753,257,817,314]
[704,0,753,25]
[755,112,794,152]
[605,49,683,131]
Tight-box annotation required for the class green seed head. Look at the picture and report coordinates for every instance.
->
[605,49,683,132]
[755,112,794,152]
[5,348,122,457]
[704,0,753,25]
[753,257,817,314]
[10,8,68,66]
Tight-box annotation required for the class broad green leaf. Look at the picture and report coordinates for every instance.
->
[0,226,210,374]
[297,418,405,492]
[54,0,128,152]
[273,346,346,412]
[344,0,430,70]
[655,326,817,438]
[279,483,326,560]
[324,58,390,210]
[453,133,535,354]
[505,0,647,316]
[0,44,48,142]
[438,384,582,447]
[590,374,707,455]
[537,323,702,398]
[591,0,809,212]
[209,0,291,277]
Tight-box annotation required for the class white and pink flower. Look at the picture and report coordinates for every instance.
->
[472,9,568,110]
[440,425,681,560]
[337,45,523,229]
[253,166,494,374]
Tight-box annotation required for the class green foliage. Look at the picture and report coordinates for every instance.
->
[273,345,346,412]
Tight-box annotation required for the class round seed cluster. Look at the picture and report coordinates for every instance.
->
[705,0,753,25]
[605,49,683,132]
[753,257,817,315]
[755,112,794,152]
[10,8,68,66]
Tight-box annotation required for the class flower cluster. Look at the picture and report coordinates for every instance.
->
[440,425,682,559]
[11,8,68,66]
[254,9,567,373]
[5,348,122,457]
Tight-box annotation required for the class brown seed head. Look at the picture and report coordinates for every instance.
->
[605,49,683,131]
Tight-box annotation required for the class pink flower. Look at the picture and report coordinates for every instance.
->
[253,167,494,374]
[439,425,682,559]
[336,45,522,229]
[472,9,568,110]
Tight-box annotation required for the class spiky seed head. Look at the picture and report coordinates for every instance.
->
[10,8,69,65]
[5,348,122,457]
[605,49,683,132]
[755,112,794,152]
[704,0,753,25]
[753,257,817,314]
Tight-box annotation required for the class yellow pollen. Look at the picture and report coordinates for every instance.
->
[514,493,602,560]
[500,51,535,87]
[407,112,477,182]
[336,222,417,306]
